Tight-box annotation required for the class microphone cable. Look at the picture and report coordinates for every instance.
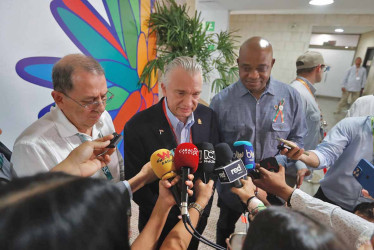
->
[182,214,226,250]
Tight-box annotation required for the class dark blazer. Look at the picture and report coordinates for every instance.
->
[123,97,219,235]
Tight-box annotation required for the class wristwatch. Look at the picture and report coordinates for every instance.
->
[188,202,204,217]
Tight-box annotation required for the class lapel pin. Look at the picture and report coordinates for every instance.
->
[274,105,278,110]
[198,119,202,125]
[159,129,164,135]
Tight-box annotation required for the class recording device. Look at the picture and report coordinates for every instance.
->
[195,142,216,183]
[260,157,279,173]
[106,132,123,148]
[214,143,246,188]
[276,137,309,156]
[173,143,199,216]
[233,141,255,170]
[353,159,374,197]
[150,149,181,206]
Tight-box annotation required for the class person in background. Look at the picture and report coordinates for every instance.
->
[335,57,367,114]
[287,51,328,187]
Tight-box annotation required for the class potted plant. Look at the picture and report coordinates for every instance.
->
[139,0,239,93]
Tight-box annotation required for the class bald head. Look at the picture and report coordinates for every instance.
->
[239,37,273,58]
[237,37,275,98]
[52,54,104,93]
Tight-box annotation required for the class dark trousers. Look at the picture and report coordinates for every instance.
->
[216,197,242,248]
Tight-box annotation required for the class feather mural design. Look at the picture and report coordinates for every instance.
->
[15,0,158,156]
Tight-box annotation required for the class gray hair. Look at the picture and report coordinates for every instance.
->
[52,54,105,93]
[161,56,202,86]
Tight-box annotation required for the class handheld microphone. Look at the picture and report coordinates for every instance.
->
[150,149,181,206]
[174,143,199,216]
[195,142,216,183]
[233,141,255,171]
[214,143,246,188]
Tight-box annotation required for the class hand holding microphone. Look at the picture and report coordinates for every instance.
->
[150,149,181,206]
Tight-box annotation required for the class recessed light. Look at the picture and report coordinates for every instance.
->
[335,28,344,33]
[309,0,334,6]
[345,46,349,49]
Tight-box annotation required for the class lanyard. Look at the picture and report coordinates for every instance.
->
[76,133,113,180]
[371,117,374,158]
[296,78,314,98]
[162,100,193,144]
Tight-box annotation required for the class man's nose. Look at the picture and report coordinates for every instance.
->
[248,69,259,79]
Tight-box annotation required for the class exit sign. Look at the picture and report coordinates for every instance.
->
[206,21,215,31]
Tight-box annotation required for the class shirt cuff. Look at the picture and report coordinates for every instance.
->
[309,150,326,169]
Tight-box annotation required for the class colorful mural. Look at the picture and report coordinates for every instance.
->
[15,0,158,156]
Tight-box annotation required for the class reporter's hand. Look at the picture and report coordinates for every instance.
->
[140,162,158,184]
[252,164,294,201]
[362,189,374,200]
[52,135,114,177]
[194,179,214,209]
[296,168,311,188]
[230,178,256,204]
[159,174,194,207]
[279,139,304,161]
[342,87,346,92]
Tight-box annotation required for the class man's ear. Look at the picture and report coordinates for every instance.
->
[271,59,275,68]
[51,91,64,106]
[161,83,167,97]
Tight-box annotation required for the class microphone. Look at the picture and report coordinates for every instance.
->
[233,141,255,172]
[174,143,199,216]
[150,149,181,206]
[214,143,246,188]
[195,142,216,183]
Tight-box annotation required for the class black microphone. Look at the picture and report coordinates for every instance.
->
[214,143,246,188]
[195,142,216,183]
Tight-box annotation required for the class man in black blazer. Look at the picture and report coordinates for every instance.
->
[123,57,219,249]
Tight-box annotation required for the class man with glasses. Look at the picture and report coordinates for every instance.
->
[286,51,328,188]
[210,37,307,247]
[11,54,123,182]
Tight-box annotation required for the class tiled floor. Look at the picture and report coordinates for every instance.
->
[129,96,347,249]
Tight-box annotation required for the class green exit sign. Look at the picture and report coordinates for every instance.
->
[206,21,215,31]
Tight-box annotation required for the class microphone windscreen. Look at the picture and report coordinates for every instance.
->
[174,143,199,174]
[233,141,255,169]
[195,142,216,181]
[150,149,176,180]
[214,143,233,167]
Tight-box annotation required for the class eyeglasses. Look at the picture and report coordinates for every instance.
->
[63,91,114,110]
[321,65,330,72]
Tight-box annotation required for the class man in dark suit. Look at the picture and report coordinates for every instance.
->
[123,56,219,249]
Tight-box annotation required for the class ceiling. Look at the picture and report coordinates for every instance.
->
[198,0,374,34]
[198,0,374,14]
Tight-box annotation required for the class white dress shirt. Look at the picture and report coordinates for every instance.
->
[291,189,374,249]
[11,106,123,182]
[347,95,374,117]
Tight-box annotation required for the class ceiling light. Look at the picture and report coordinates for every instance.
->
[309,0,334,6]
[345,46,349,49]
[335,28,344,33]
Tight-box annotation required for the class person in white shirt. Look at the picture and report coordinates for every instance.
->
[335,57,367,114]
[11,54,124,182]
[347,95,374,117]
[252,165,374,250]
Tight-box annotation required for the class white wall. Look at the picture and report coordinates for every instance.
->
[229,14,374,85]
[355,30,374,94]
